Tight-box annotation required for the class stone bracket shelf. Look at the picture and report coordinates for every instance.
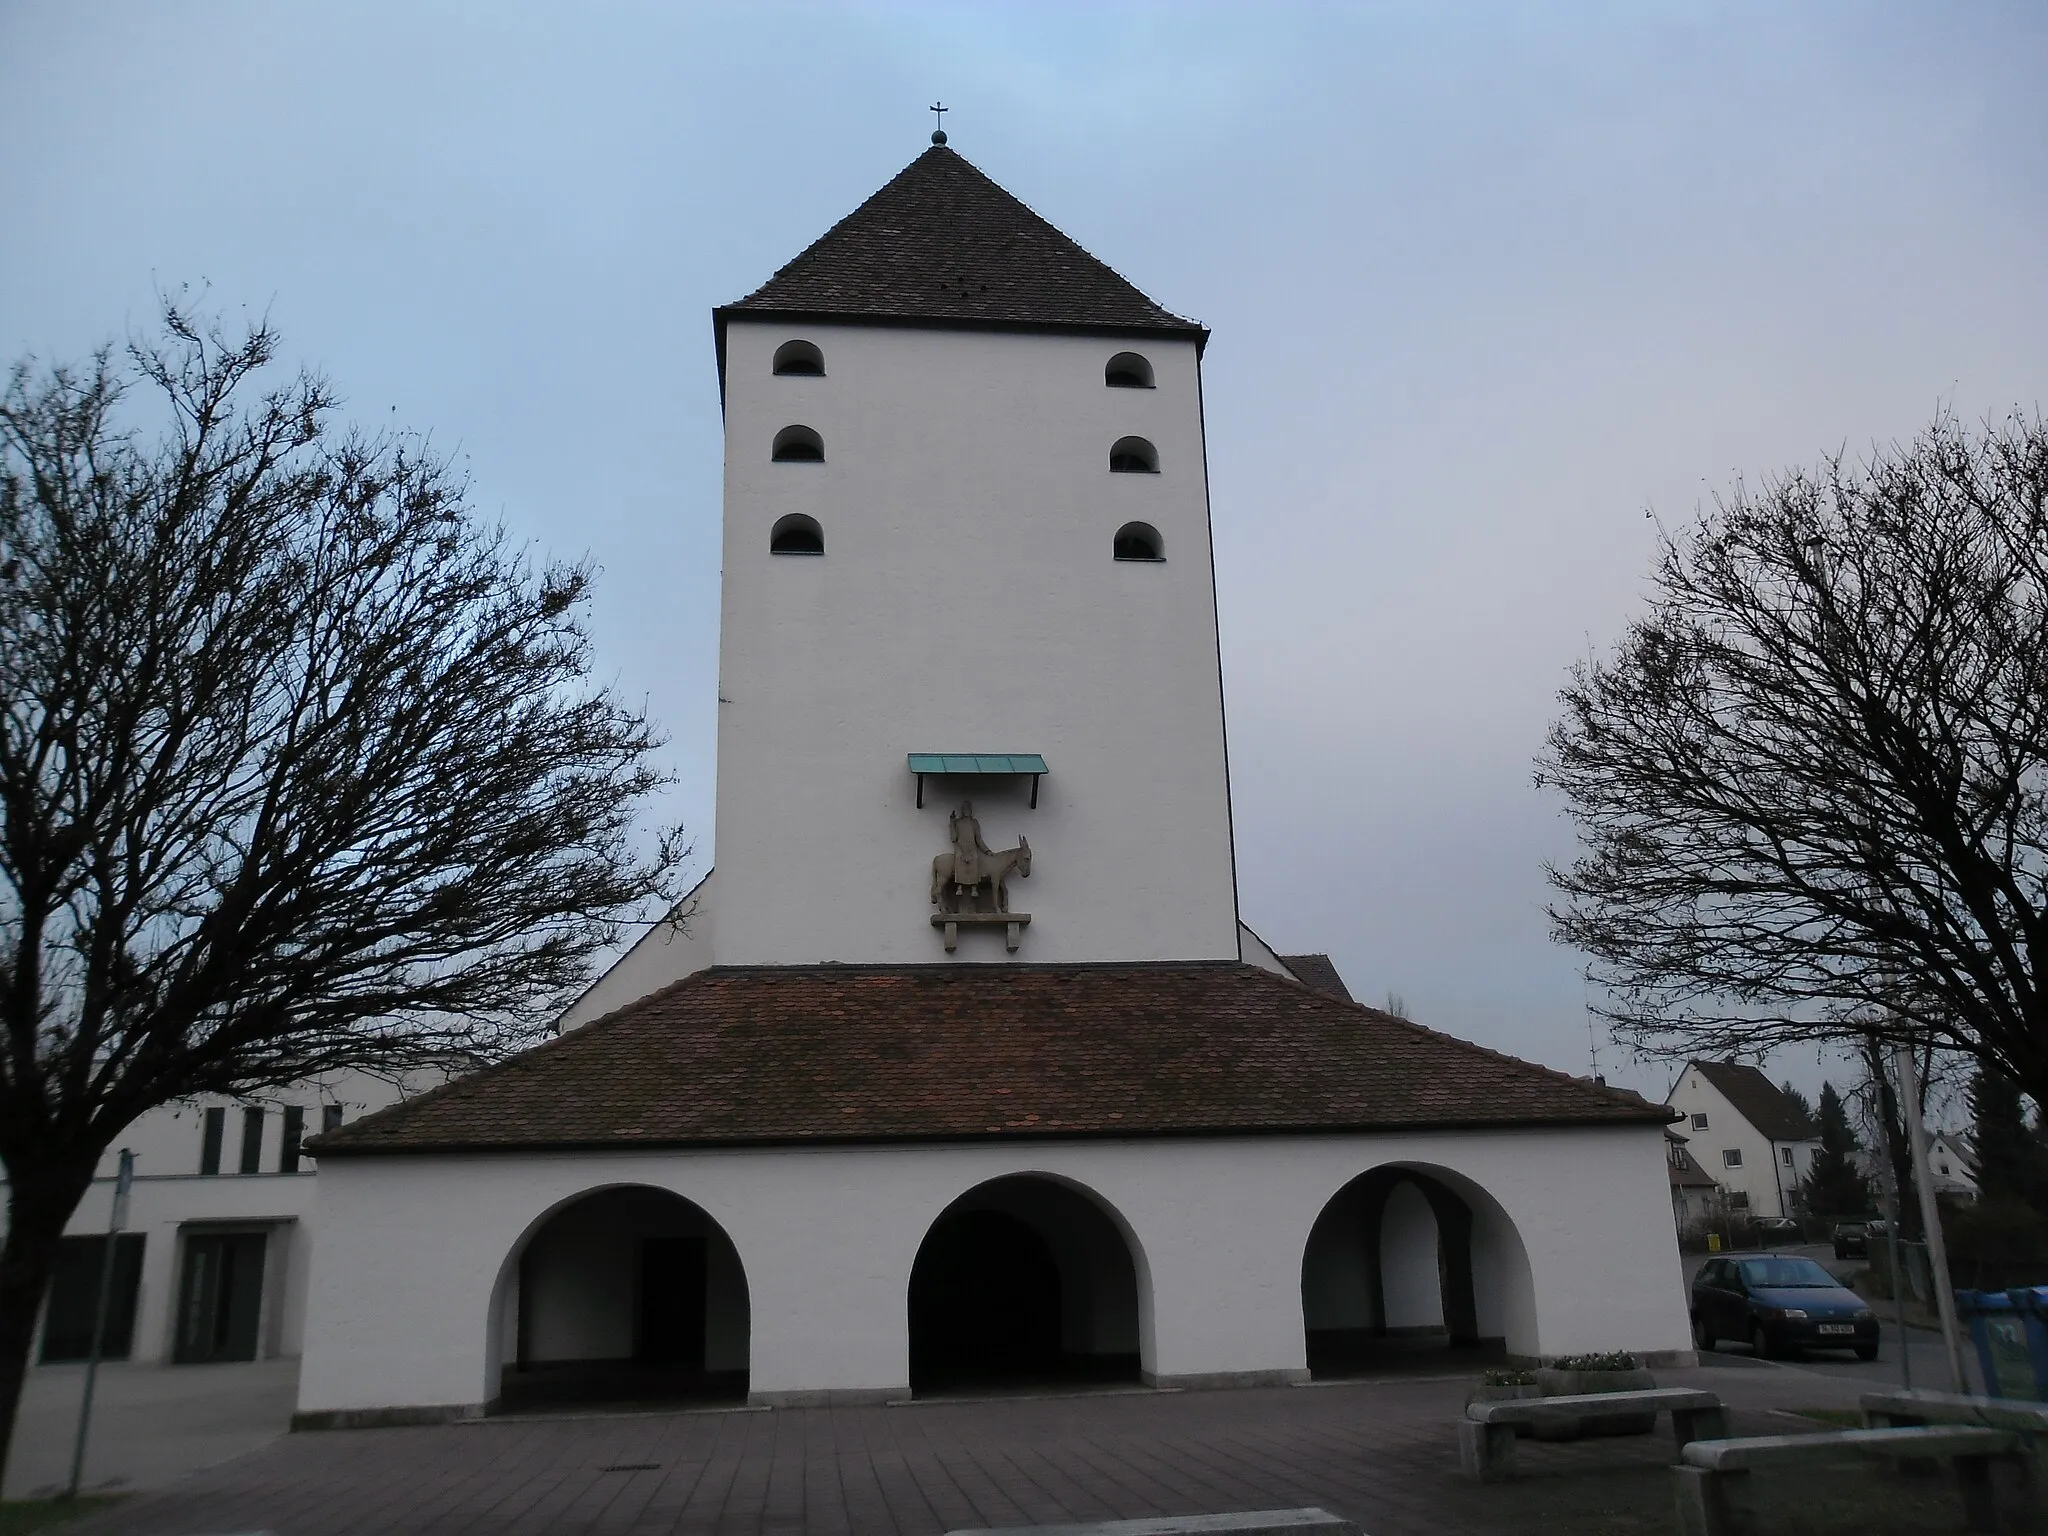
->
[932,913,1031,953]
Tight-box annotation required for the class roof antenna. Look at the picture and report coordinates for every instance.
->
[929,101,949,145]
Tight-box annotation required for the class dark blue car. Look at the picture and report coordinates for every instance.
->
[1692,1253,1879,1360]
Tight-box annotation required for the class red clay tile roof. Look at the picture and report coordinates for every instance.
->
[717,146,1204,342]
[311,964,1672,1155]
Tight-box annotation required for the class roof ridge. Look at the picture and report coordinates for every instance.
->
[719,146,1204,339]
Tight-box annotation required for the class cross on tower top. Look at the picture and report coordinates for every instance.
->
[929,102,949,145]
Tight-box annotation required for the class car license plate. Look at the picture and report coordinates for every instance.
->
[1817,1323,1854,1335]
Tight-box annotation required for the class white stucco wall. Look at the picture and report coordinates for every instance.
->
[298,1123,1690,1416]
[713,320,1240,966]
[556,873,716,1033]
[1377,1182,1444,1330]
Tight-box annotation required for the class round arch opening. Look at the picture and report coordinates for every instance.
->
[1108,436,1158,474]
[772,424,824,462]
[770,513,824,555]
[773,339,825,376]
[1298,1163,1535,1377]
[907,1174,1147,1395]
[490,1185,750,1411]
[1104,352,1154,389]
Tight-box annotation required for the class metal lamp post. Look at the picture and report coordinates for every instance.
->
[65,1148,133,1500]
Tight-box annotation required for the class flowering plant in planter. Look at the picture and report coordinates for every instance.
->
[1467,1366,1544,1434]
[1532,1351,1656,1439]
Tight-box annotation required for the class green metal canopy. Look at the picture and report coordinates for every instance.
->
[909,753,1048,809]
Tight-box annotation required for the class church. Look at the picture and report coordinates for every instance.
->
[295,139,1691,1424]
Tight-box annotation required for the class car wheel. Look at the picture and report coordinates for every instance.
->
[1751,1322,1774,1360]
[1854,1342,1878,1362]
[1693,1313,1715,1353]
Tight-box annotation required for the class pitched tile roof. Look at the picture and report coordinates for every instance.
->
[1685,1061,1820,1141]
[1665,1131,1721,1188]
[1279,954,1354,1004]
[717,146,1204,343]
[311,964,1671,1156]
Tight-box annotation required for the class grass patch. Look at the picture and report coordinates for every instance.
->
[0,1496,123,1535]
[1791,1407,1863,1428]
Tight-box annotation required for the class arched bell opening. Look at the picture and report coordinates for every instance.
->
[1299,1163,1534,1378]
[772,339,825,376]
[907,1174,1147,1396]
[488,1185,749,1411]
[772,424,824,462]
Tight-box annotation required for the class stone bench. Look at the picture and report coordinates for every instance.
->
[1675,1425,2026,1535]
[1864,1387,2048,1434]
[1458,1387,1728,1482]
[943,1512,1360,1536]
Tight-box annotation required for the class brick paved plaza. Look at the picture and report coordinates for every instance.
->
[58,1362,1979,1536]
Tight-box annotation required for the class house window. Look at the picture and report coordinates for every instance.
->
[1113,522,1163,561]
[199,1107,225,1176]
[1781,1145,1794,1166]
[1722,1148,1743,1168]
[772,339,824,376]
[322,1104,345,1134]
[772,425,824,462]
[1105,352,1154,389]
[770,513,824,555]
[1108,436,1158,473]
[281,1106,305,1173]
[1691,1113,1709,1130]
[239,1107,264,1174]
[1726,1190,1751,1209]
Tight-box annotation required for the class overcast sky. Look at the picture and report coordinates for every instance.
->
[5,2,2045,1107]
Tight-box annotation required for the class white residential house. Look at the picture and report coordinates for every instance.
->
[1665,1062,1819,1222]
[1859,1131,1978,1203]
[9,1071,428,1371]
[1665,1130,1721,1231]
[1928,1131,1979,1200]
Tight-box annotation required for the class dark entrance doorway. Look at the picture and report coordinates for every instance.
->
[638,1236,707,1367]
[907,1176,1143,1396]
[175,1231,267,1363]
[1300,1167,1509,1378]
[500,1187,748,1411]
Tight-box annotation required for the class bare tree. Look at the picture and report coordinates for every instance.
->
[1539,411,2048,1106]
[0,305,682,1478]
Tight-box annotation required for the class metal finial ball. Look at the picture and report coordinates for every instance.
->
[931,129,947,145]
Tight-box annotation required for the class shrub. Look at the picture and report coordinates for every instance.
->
[1481,1368,1538,1387]
[1549,1352,1641,1372]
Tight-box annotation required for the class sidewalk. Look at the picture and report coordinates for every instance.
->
[52,1363,1960,1536]
[4,1358,297,1501]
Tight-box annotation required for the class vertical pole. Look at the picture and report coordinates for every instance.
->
[1895,1046,1968,1393]
[1880,1176,1912,1390]
[65,1149,132,1499]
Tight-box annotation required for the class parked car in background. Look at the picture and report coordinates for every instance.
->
[1756,1216,1801,1241]
[1692,1253,1879,1360]
[1833,1222,1870,1260]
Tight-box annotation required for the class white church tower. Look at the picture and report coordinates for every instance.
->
[709,142,1239,966]
[295,140,1693,1429]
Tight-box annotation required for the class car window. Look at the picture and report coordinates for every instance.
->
[1737,1257,1838,1289]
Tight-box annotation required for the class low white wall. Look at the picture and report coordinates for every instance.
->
[298,1123,1689,1416]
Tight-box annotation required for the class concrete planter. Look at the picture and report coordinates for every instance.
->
[1530,1366,1658,1440]
[1467,1381,1544,1437]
